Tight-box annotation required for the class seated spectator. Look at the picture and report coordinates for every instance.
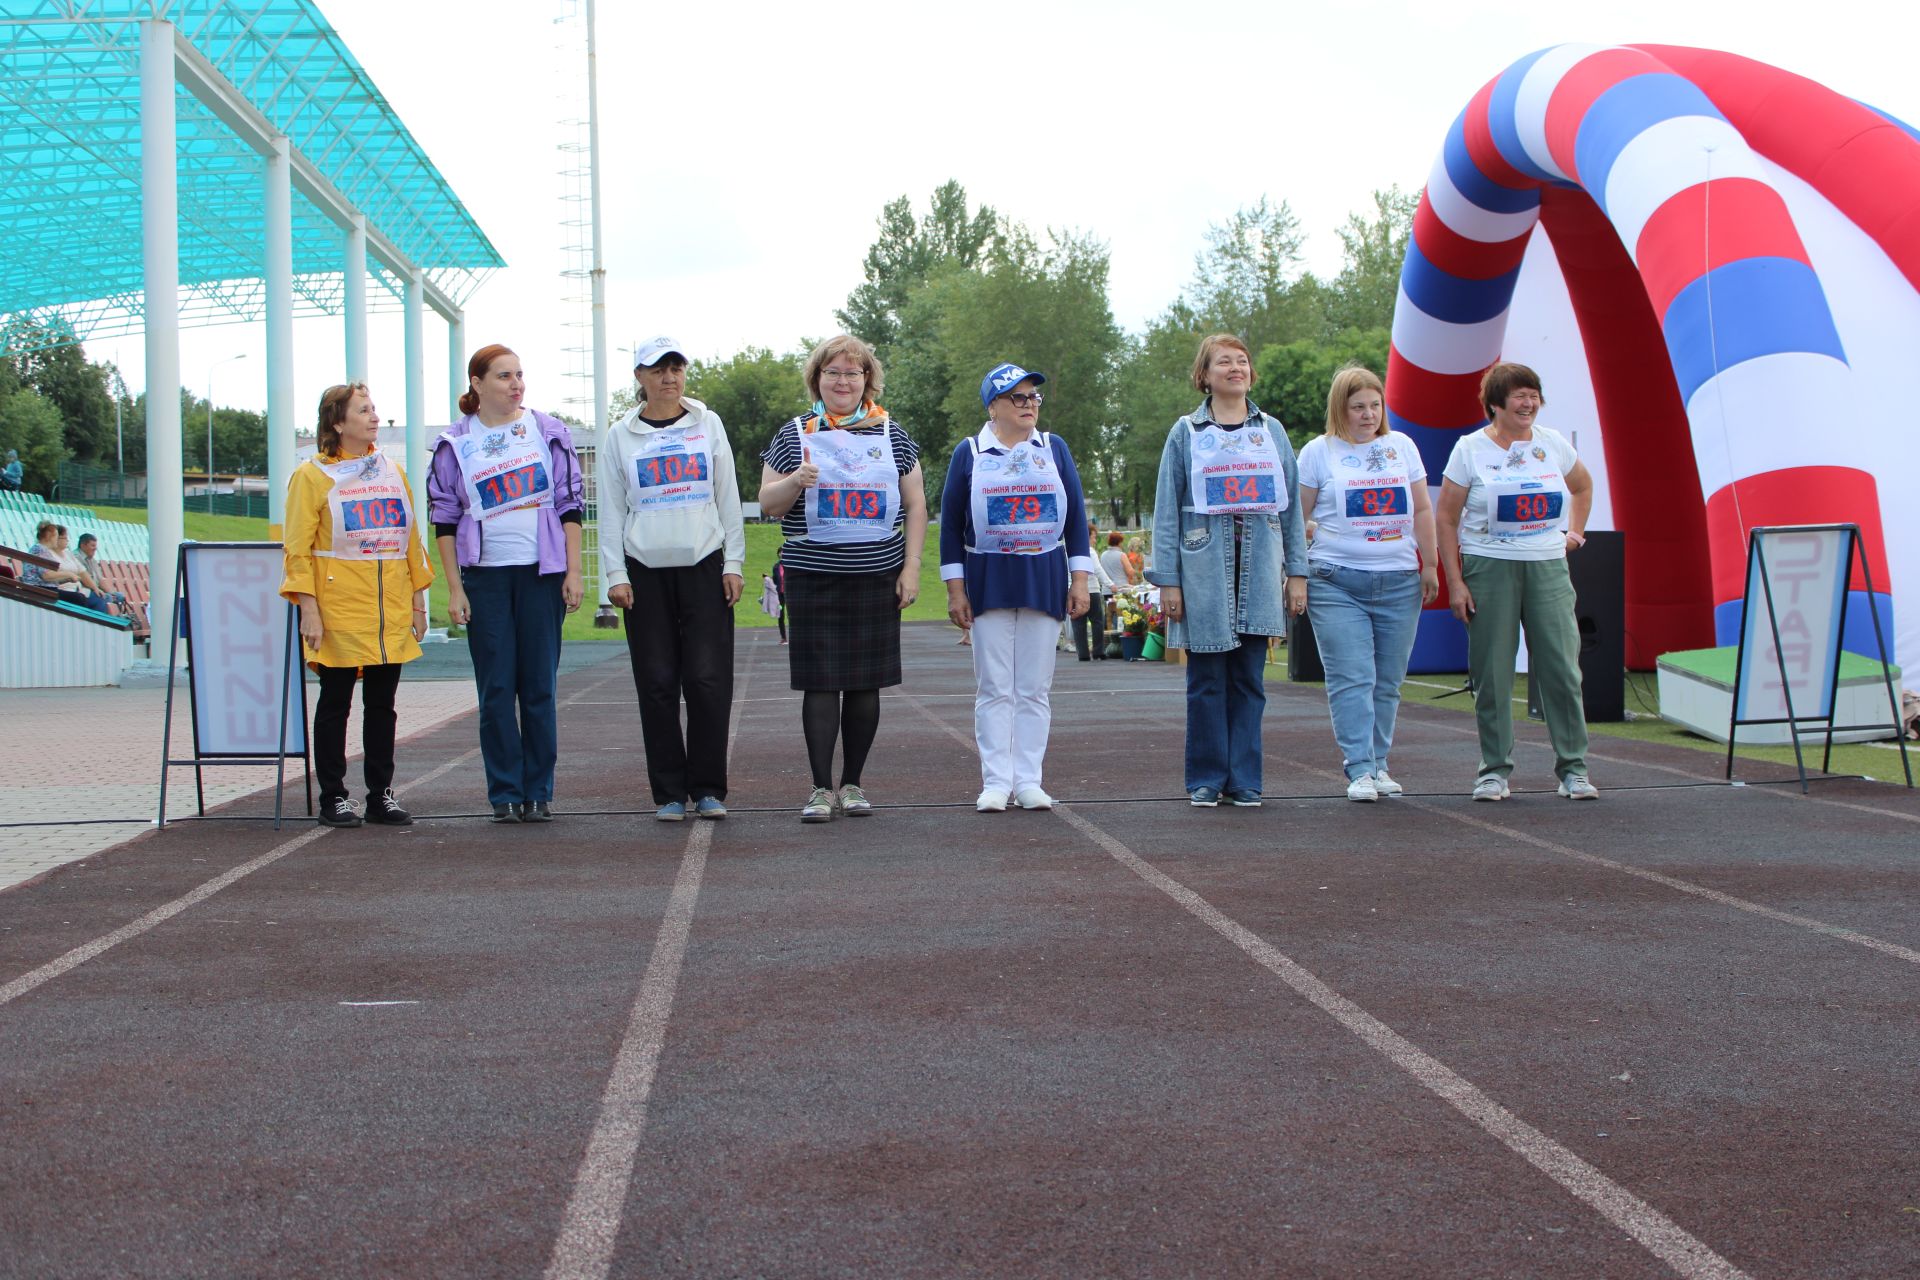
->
[71,533,127,608]
[24,521,113,613]
[2,449,21,491]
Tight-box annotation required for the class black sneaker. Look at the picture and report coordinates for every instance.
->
[491,802,521,823]
[521,801,553,823]
[366,788,412,826]
[318,797,363,828]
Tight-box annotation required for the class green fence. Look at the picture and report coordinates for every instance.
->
[56,461,274,519]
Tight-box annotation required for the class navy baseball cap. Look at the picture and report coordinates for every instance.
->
[979,362,1047,409]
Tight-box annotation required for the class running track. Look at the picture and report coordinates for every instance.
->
[3,626,1918,1278]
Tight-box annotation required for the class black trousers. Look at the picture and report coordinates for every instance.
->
[1073,592,1109,659]
[622,551,735,803]
[313,663,402,805]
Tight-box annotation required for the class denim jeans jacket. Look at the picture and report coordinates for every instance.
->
[1146,398,1308,653]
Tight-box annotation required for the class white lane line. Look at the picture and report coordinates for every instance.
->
[1050,802,1751,1280]
[0,745,487,1013]
[899,689,1748,1279]
[542,651,755,1280]
[0,825,332,1010]
[339,1000,421,1007]
[1406,798,1920,967]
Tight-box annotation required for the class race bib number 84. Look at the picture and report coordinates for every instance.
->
[1205,475,1273,507]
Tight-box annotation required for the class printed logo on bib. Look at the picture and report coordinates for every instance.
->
[968,433,1068,556]
[1189,423,1284,515]
[803,426,901,545]
[453,418,554,521]
[321,451,410,559]
[624,426,715,513]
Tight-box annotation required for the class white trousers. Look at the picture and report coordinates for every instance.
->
[971,608,1060,792]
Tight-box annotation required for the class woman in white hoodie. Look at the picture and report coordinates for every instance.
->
[598,337,747,821]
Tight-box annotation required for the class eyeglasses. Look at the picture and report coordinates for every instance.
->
[1005,392,1044,407]
[821,367,866,384]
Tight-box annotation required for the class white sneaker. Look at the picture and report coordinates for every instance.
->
[1372,770,1403,796]
[1558,773,1600,800]
[1346,775,1378,803]
[1013,786,1054,810]
[1472,774,1510,802]
[976,788,1010,812]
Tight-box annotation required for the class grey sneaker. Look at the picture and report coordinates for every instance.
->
[1346,775,1379,803]
[839,784,873,816]
[1372,770,1404,796]
[1558,773,1600,800]
[801,787,836,823]
[1472,774,1510,802]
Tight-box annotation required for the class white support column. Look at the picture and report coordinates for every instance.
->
[404,270,427,526]
[264,135,295,532]
[142,17,184,647]
[343,214,368,381]
[448,310,466,421]
[587,0,612,615]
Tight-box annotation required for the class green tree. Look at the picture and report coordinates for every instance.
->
[1252,329,1392,451]
[11,334,116,463]
[838,181,997,351]
[897,225,1124,511]
[688,347,808,500]
[1111,302,1207,525]
[1184,197,1327,353]
[181,392,268,475]
[1329,186,1418,333]
[0,385,67,493]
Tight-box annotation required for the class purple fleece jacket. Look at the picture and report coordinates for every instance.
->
[427,409,586,573]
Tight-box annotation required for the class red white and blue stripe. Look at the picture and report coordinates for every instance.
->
[1391,43,1920,670]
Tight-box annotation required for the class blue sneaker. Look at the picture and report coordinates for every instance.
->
[656,801,687,822]
[694,796,728,820]
[1225,790,1262,808]
[1189,787,1221,808]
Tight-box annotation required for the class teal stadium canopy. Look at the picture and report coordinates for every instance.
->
[0,0,502,355]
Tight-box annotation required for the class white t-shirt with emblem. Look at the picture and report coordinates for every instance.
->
[1298,430,1427,571]
[1440,425,1579,562]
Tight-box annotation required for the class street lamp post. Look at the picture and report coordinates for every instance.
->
[207,353,247,513]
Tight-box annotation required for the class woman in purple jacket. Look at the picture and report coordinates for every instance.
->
[428,344,587,822]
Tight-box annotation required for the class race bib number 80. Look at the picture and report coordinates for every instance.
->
[1496,491,1563,524]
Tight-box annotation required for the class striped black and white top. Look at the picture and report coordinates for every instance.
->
[761,414,922,575]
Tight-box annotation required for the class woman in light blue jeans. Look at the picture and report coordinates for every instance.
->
[1296,366,1438,801]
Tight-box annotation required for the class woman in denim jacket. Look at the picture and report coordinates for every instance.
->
[1147,334,1308,807]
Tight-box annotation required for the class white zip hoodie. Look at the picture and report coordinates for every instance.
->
[597,396,746,586]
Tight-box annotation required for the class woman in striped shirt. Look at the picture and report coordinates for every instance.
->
[758,335,929,822]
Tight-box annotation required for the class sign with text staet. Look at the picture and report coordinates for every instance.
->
[184,543,306,755]
[1734,526,1849,723]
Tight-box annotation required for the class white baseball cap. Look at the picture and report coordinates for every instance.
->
[633,336,688,368]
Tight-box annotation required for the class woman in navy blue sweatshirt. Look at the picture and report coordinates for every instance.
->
[940,362,1095,812]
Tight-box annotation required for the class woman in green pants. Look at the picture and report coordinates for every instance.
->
[1435,362,1599,801]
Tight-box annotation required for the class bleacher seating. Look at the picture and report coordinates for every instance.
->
[0,500,150,567]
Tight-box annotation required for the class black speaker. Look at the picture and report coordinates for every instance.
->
[1288,604,1325,683]
[1527,529,1625,722]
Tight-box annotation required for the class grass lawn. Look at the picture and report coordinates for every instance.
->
[1268,657,1916,785]
[102,506,954,643]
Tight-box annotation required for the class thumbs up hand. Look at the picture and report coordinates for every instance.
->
[794,443,820,490]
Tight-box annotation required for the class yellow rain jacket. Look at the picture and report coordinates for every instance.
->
[279,449,435,669]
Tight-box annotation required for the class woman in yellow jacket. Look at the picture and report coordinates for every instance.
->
[280,382,435,828]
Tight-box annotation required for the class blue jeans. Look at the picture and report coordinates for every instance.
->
[461,563,565,806]
[1185,633,1267,794]
[1307,563,1422,780]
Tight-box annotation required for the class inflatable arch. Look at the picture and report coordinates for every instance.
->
[1388,44,1920,673]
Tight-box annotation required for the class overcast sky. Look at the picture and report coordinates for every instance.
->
[149,0,1913,435]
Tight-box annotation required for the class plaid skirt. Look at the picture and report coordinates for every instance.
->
[785,567,902,691]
